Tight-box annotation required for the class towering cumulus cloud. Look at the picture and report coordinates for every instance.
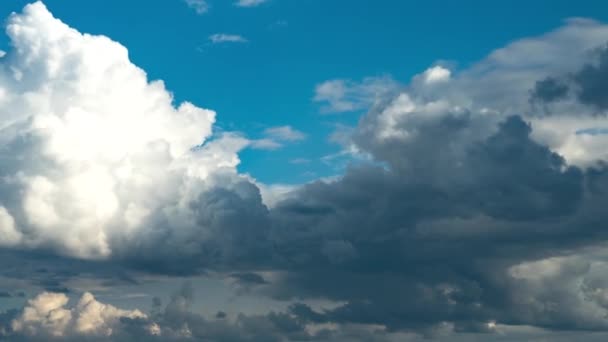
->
[0,2,256,261]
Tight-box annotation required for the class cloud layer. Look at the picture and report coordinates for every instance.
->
[3,3,608,341]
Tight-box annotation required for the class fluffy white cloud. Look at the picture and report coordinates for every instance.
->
[11,292,145,338]
[0,2,250,259]
[419,65,451,84]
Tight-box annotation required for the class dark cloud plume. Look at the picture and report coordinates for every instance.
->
[574,44,608,110]
[259,111,608,334]
[530,77,570,103]
[529,43,608,112]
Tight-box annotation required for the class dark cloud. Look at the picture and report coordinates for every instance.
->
[574,44,608,110]
[115,177,273,276]
[530,77,569,104]
[259,112,608,334]
[528,43,608,112]
[229,273,268,286]
[0,249,143,297]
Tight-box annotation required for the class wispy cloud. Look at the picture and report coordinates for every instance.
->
[235,0,268,7]
[314,76,400,114]
[250,138,282,150]
[263,125,306,141]
[249,126,306,150]
[209,33,248,44]
[576,127,608,136]
[184,0,209,14]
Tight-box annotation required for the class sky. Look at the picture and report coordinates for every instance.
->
[1,0,607,185]
[2,0,608,341]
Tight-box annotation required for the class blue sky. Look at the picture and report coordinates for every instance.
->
[2,0,607,184]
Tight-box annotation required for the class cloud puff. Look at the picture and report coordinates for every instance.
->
[9,291,145,338]
[0,2,252,261]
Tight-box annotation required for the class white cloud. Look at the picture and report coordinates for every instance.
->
[263,125,306,141]
[209,33,248,44]
[74,292,146,335]
[0,206,21,247]
[0,2,249,258]
[420,65,451,84]
[255,182,297,207]
[11,292,145,338]
[184,0,209,14]
[235,0,268,7]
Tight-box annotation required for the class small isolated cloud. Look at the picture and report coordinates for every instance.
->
[209,33,248,44]
[184,0,209,14]
[0,50,5,58]
[235,0,268,7]
[263,125,306,141]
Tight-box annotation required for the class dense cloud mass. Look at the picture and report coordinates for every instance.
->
[0,2,261,265]
[3,2,608,341]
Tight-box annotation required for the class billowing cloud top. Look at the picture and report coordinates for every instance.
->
[0,2,250,260]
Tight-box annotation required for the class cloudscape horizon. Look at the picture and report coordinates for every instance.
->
[2,1,608,341]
